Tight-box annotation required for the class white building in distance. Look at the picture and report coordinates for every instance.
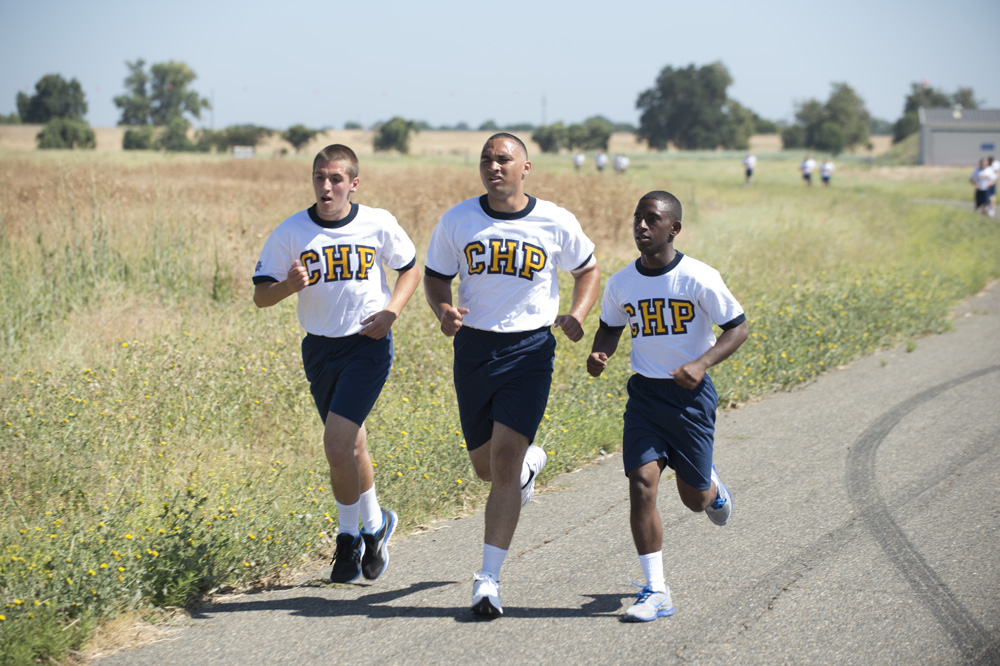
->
[919,108,1000,166]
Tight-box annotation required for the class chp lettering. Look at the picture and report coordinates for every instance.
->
[463,239,548,280]
[299,244,377,284]
[623,298,696,338]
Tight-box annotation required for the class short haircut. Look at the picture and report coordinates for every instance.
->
[485,132,528,160]
[314,144,359,178]
[640,190,682,222]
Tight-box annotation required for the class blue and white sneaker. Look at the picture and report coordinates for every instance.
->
[705,464,732,526]
[623,584,675,622]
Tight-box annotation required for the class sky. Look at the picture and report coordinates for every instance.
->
[2,0,998,131]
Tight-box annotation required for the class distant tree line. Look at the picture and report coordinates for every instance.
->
[3,61,985,155]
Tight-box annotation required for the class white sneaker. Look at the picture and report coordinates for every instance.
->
[471,573,502,617]
[705,464,732,526]
[623,585,675,622]
[520,445,547,507]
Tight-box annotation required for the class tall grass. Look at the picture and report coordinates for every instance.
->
[0,150,995,664]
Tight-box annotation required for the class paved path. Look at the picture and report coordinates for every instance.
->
[95,284,1000,665]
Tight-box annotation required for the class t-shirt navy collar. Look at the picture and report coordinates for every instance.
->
[308,202,358,228]
[478,194,537,220]
[634,251,684,276]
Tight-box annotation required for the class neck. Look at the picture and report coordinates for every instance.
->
[486,192,529,214]
[640,247,676,270]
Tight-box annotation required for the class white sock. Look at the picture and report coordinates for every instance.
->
[335,500,360,537]
[639,551,666,593]
[359,487,382,533]
[481,544,508,581]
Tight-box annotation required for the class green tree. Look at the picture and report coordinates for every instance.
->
[636,61,738,150]
[478,120,499,131]
[344,121,363,130]
[36,118,95,149]
[16,74,87,123]
[567,116,614,151]
[892,82,980,143]
[223,124,273,148]
[532,122,568,153]
[282,124,319,153]
[823,82,870,151]
[781,124,806,150]
[113,59,152,125]
[784,83,870,154]
[373,117,418,153]
[0,112,20,124]
[720,100,755,150]
[155,118,195,151]
[122,126,155,150]
[113,60,210,126]
[194,129,227,153]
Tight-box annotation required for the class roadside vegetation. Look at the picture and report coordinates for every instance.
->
[1,149,996,664]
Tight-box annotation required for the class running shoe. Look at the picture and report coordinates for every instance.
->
[705,464,732,526]
[361,508,397,580]
[623,584,675,622]
[330,532,364,583]
[471,573,502,617]
[520,445,547,507]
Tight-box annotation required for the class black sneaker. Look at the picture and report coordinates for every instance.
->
[360,508,397,580]
[330,532,364,583]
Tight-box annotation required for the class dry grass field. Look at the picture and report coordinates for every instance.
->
[0,124,892,157]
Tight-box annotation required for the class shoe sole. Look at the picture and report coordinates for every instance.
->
[471,597,502,617]
[362,509,397,580]
[622,606,676,622]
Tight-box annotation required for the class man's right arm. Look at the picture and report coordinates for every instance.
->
[253,261,309,308]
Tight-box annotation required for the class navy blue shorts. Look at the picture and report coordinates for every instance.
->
[301,332,393,427]
[621,373,718,490]
[453,326,555,450]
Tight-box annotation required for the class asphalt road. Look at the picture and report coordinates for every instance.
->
[94,283,1000,666]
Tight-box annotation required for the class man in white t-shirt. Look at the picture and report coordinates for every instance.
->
[253,144,421,584]
[800,155,817,186]
[587,190,747,622]
[596,151,609,172]
[742,152,757,185]
[424,133,600,617]
[820,159,835,186]
[970,157,997,216]
[989,155,999,218]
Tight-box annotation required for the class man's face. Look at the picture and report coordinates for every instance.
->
[633,198,680,256]
[479,138,530,201]
[313,159,359,221]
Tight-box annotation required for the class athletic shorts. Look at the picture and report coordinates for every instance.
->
[621,373,718,490]
[453,326,555,450]
[975,190,989,208]
[822,175,830,184]
[301,331,393,426]
[745,168,753,178]
[803,173,812,182]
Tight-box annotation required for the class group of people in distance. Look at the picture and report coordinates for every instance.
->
[970,156,999,218]
[573,151,630,174]
[742,152,835,187]
[252,133,747,622]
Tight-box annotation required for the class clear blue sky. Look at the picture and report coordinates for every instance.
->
[2,0,998,130]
